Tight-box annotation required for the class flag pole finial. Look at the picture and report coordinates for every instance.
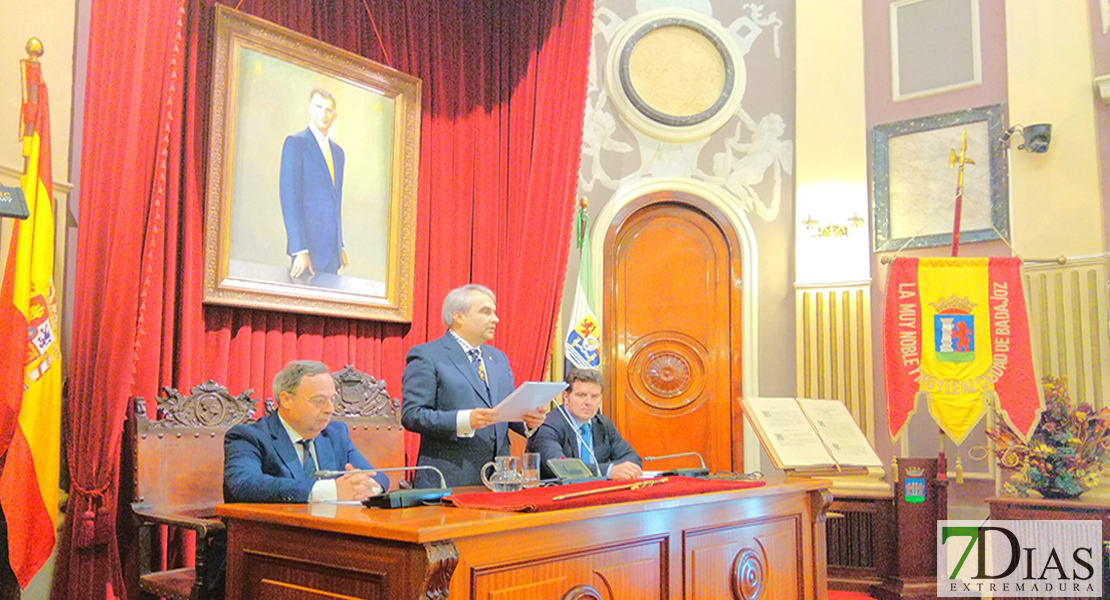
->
[25,38,43,61]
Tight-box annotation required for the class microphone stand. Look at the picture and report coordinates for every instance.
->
[642,452,710,478]
[316,466,452,509]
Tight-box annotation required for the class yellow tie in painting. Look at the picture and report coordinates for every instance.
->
[323,144,335,184]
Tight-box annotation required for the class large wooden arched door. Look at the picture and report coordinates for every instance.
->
[603,193,743,473]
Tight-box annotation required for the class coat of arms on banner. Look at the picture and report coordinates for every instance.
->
[932,295,975,363]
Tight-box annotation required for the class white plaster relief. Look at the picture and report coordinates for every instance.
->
[705,110,792,222]
[580,3,791,223]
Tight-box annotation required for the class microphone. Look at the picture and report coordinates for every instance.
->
[316,465,452,509]
[560,404,600,477]
[643,452,710,477]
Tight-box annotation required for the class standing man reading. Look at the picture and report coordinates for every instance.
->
[527,368,643,480]
[279,87,346,280]
[223,359,389,503]
[401,284,548,488]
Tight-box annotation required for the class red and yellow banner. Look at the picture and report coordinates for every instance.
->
[883,257,1041,444]
[0,57,61,588]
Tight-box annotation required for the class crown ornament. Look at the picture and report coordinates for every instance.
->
[929,295,976,314]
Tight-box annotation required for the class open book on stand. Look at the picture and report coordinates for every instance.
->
[741,397,883,474]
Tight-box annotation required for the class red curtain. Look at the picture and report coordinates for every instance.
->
[53,0,593,598]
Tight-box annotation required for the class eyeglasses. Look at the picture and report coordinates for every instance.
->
[290,392,338,408]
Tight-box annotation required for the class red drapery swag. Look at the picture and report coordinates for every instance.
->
[53,0,593,597]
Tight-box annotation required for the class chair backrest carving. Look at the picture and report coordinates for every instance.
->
[331,365,405,488]
[145,380,256,429]
[132,382,258,512]
[333,364,400,418]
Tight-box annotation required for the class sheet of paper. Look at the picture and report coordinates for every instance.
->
[797,399,883,468]
[493,382,568,422]
[743,397,835,469]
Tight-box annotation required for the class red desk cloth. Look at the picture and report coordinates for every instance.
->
[442,476,766,513]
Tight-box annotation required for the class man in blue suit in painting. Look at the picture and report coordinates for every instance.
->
[279,87,346,280]
[401,284,549,488]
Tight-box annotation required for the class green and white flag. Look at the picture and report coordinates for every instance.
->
[565,201,600,369]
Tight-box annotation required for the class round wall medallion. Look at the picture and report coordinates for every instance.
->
[605,9,745,143]
[626,333,708,414]
[620,18,732,126]
[731,548,765,600]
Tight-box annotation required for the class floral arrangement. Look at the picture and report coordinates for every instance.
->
[985,377,1110,498]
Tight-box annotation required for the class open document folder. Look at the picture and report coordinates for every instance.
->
[493,382,568,421]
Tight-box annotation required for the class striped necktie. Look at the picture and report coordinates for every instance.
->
[298,439,316,479]
[468,348,488,391]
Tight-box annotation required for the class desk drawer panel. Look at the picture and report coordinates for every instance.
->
[471,537,664,600]
[684,515,801,600]
[241,551,385,600]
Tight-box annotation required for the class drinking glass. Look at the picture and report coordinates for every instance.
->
[521,452,541,488]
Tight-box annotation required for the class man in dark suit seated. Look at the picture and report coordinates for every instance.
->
[527,368,643,480]
[224,359,389,503]
[401,284,548,488]
[208,360,389,598]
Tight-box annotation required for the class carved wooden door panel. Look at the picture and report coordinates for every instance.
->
[603,194,742,473]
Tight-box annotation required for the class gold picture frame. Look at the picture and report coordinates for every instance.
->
[203,6,420,322]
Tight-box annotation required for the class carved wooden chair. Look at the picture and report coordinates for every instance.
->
[128,381,257,600]
[330,365,405,489]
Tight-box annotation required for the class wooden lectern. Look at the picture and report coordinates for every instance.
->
[871,458,947,600]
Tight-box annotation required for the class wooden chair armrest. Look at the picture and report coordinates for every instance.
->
[131,503,225,537]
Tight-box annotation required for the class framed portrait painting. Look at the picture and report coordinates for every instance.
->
[203,6,421,322]
[872,104,1008,252]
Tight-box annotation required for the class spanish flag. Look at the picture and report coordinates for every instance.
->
[0,57,61,588]
[883,257,1041,444]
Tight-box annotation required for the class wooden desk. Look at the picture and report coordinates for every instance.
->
[217,479,831,600]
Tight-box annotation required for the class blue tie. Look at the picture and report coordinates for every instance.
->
[579,422,594,464]
[299,439,316,479]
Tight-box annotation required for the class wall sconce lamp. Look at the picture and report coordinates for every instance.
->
[802,213,866,238]
[1000,123,1052,154]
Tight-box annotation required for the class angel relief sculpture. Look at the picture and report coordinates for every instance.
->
[705,111,793,222]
